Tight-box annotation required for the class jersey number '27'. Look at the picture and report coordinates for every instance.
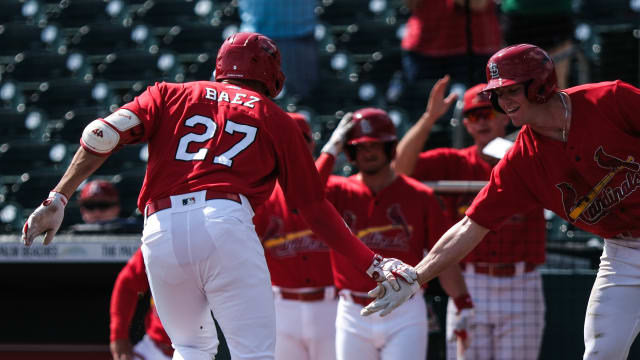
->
[175,115,257,167]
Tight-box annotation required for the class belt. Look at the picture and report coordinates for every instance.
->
[146,190,241,217]
[276,287,337,302]
[339,290,374,307]
[464,262,537,277]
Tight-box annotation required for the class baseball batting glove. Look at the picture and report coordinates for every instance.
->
[366,254,418,291]
[321,112,354,157]
[360,278,421,317]
[22,191,67,247]
[448,294,474,346]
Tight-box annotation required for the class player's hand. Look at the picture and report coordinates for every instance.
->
[366,255,418,290]
[360,278,421,317]
[448,294,474,349]
[21,192,67,247]
[110,339,134,360]
[422,75,457,127]
[321,112,355,157]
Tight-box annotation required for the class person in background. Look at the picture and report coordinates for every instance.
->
[78,180,121,224]
[401,0,502,86]
[238,0,318,99]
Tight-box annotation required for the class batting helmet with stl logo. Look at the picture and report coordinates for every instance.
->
[483,44,558,112]
[345,108,397,161]
[346,108,397,145]
[215,32,286,98]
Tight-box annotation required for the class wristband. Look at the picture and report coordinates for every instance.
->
[453,293,473,312]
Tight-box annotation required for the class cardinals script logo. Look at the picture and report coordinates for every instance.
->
[556,146,640,224]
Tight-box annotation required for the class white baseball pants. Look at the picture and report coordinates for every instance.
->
[273,293,338,360]
[133,334,174,360]
[141,191,276,360]
[335,290,427,360]
[445,265,545,360]
[584,240,640,360]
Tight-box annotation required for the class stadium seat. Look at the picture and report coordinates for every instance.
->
[0,141,71,176]
[45,0,129,28]
[67,21,158,56]
[0,201,24,233]
[0,0,46,25]
[316,0,371,26]
[182,53,216,82]
[0,22,64,57]
[27,78,116,119]
[159,22,227,55]
[335,18,400,55]
[0,80,27,112]
[0,108,48,143]
[1,51,92,83]
[110,169,146,215]
[7,169,67,209]
[93,143,148,175]
[94,49,183,83]
[133,0,215,28]
[46,106,111,143]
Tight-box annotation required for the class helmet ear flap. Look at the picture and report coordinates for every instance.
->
[489,92,505,113]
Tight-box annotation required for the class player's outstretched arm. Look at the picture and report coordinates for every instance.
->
[361,216,487,317]
[21,148,108,246]
[297,199,417,289]
[394,75,457,175]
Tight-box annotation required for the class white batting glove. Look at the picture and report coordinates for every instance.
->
[321,112,354,157]
[22,191,67,247]
[366,254,418,291]
[360,278,421,317]
[448,294,474,346]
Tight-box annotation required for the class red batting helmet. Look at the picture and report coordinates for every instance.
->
[483,44,558,112]
[215,32,285,98]
[463,83,491,114]
[78,180,119,205]
[288,112,312,142]
[346,108,397,145]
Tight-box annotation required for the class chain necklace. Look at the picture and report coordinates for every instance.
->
[559,92,569,143]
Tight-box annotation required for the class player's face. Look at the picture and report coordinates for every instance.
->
[354,141,389,175]
[493,84,530,127]
[463,107,509,148]
[80,202,120,224]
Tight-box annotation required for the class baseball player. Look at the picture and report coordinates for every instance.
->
[363,43,640,360]
[110,248,182,360]
[20,32,417,360]
[395,77,547,360]
[252,112,352,360]
[317,107,473,360]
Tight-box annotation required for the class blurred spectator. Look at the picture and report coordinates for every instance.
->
[401,0,502,85]
[78,180,121,224]
[70,179,142,233]
[238,0,318,99]
[500,0,575,89]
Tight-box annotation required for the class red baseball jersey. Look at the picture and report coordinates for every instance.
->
[325,174,449,292]
[119,81,324,212]
[253,153,337,288]
[468,81,640,242]
[413,145,546,264]
[110,249,171,349]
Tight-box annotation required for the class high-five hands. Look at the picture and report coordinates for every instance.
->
[361,255,421,317]
[21,192,67,247]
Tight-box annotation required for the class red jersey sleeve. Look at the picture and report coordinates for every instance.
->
[465,138,542,231]
[109,249,149,342]
[315,152,336,186]
[412,148,458,180]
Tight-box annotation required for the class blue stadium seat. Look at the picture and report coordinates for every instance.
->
[0,141,71,176]
[67,21,157,56]
[0,108,48,143]
[46,0,129,28]
[159,22,227,55]
[93,143,148,175]
[0,0,46,25]
[46,106,111,143]
[94,49,183,83]
[27,78,116,119]
[0,22,64,57]
[133,0,215,27]
[2,51,92,83]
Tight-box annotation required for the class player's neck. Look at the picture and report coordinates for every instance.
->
[528,92,571,142]
[358,166,397,194]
